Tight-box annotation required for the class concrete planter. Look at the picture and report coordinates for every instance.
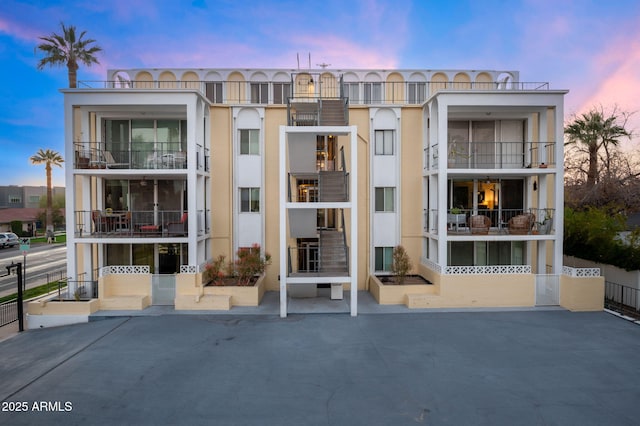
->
[175,273,266,310]
[369,274,435,306]
[203,273,266,307]
[27,298,100,329]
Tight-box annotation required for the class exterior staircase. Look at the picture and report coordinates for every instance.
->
[319,99,348,126]
[319,171,348,202]
[319,229,348,274]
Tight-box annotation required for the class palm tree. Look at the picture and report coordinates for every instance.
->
[30,149,64,235]
[565,107,631,186]
[36,22,102,88]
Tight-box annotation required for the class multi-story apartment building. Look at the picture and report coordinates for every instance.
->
[58,67,603,322]
[0,185,65,209]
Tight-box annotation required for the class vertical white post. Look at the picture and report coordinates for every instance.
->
[350,126,358,316]
[279,126,288,317]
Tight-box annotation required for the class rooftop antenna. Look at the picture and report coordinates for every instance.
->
[308,52,311,69]
[317,62,331,69]
[296,53,300,70]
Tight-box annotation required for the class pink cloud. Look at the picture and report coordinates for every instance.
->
[0,16,43,42]
[572,32,640,140]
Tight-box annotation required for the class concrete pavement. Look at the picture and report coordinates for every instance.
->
[1,297,639,425]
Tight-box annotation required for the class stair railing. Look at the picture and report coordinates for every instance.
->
[341,210,349,273]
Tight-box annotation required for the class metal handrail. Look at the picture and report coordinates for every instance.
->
[74,142,188,170]
[605,281,640,319]
[78,79,554,105]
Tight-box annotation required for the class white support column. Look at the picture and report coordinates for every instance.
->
[187,101,198,264]
[349,126,358,316]
[63,96,77,282]
[553,103,565,274]
[279,126,288,318]
[437,100,449,267]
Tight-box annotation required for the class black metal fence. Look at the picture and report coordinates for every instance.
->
[605,281,640,319]
[0,299,18,327]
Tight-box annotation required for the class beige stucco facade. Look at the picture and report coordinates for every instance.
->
[52,67,604,322]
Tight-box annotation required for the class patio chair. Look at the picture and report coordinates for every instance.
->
[104,151,129,169]
[166,213,188,236]
[470,215,491,234]
[508,213,535,235]
[91,210,107,233]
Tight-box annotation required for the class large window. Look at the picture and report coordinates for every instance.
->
[273,83,291,104]
[375,247,394,272]
[240,188,260,213]
[448,241,525,266]
[364,82,382,103]
[240,129,259,155]
[205,82,223,103]
[408,82,426,104]
[375,187,395,212]
[374,130,394,155]
[344,83,359,104]
[250,82,268,104]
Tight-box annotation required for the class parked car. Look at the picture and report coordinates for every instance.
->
[0,232,19,248]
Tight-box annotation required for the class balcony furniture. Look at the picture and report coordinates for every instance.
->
[89,151,129,169]
[447,213,466,233]
[508,213,535,235]
[470,215,491,235]
[91,210,107,233]
[139,223,161,234]
[166,213,187,236]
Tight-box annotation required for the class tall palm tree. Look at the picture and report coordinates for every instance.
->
[565,107,631,186]
[30,149,64,234]
[36,22,102,88]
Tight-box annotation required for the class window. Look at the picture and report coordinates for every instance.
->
[273,83,291,104]
[205,82,223,103]
[250,83,268,104]
[375,247,394,271]
[8,196,21,204]
[344,83,360,104]
[375,187,395,212]
[240,188,260,212]
[29,195,40,203]
[375,130,394,155]
[240,129,260,155]
[408,82,426,104]
[364,82,382,103]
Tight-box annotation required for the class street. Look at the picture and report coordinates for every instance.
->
[0,243,67,298]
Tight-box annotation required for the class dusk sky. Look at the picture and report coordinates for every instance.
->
[1,0,639,187]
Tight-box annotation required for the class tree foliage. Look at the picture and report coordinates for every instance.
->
[36,22,102,88]
[564,206,640,270]
[391,245,412,285]
[564,106,637,210]
[30,149,64,232]
[564,105,632,187]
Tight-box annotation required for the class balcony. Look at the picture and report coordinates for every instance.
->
[74,142,210,172]
[78,79,552,106]
[428,141,555,170]
[423,208,555,236]
[74,209,209,238]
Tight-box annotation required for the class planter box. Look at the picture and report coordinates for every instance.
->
[176,274,266,310]
[28,298,100,316]
[369,274,436,306]
[27,298,101,329]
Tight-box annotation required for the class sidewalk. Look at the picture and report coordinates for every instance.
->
[1,303,639,425]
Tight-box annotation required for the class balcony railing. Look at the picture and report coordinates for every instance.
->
[74,209,205,238]
[423,208,555,235]
[74,142,190,170]
[78,79,552,106]
[430,141,555,170]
